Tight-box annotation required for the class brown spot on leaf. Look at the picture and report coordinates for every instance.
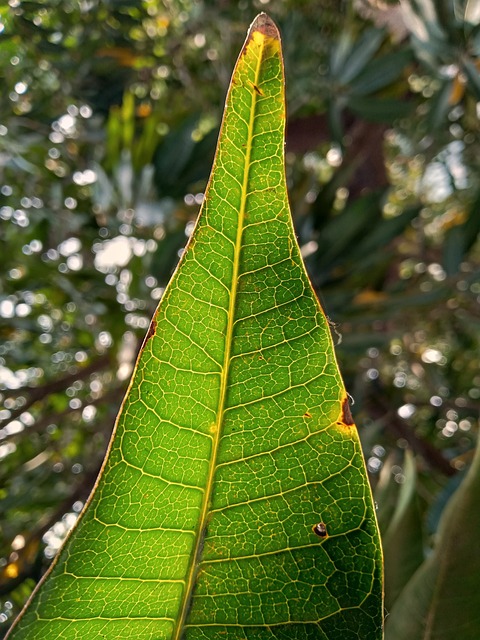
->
[341,397,354,426]
[141,319,157,349]
[304,412,312,419]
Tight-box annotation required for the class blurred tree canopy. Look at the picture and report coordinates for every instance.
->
[0,0,479,636]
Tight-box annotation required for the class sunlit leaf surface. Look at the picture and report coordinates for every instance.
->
[7,13,382,640]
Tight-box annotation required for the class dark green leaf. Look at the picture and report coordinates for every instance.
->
[383,451,424,610]
[385,440,480,640]
[349,50,413,96]
[337,28,385,85]
[348,97,414,123]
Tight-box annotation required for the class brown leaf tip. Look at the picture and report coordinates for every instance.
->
[341,397,354,426]
[249,12,279,40]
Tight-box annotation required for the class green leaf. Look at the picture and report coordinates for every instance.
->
[348,50,413,96]
[375,456,403,536]
[463,188,480,253]
[443,224,465,276]
[382,451,424,610]
[347,97,413,123]
[314,192,384,273]
[337,27,385,85]
[463,57,480,100]
[385,438,480,640]
[327,97,345,144]
[426,80,454,132]
[329,31,355,78]
[344,206,420,267]
[154,117,218,198]
[153,114,202,197]
[442,188,480,275]
[121,90,136,150]
[7,13,383,640]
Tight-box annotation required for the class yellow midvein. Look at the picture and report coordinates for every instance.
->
[173,31,268,640]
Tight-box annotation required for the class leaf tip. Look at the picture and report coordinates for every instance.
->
[248,12,280,41]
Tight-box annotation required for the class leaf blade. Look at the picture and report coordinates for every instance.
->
[7,13,383,640]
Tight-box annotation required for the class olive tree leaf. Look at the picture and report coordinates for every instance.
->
[383,451,423,610]
[386,438,480,640]
[7,13,383,640]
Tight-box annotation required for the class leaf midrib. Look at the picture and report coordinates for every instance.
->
[172,31,266,639]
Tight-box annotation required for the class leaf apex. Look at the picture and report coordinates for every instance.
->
[248,12,279,41]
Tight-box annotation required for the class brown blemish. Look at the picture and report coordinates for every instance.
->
[341,397,354,426]
[304,412,312,419]
[141,319,157,349]
[244,13,280,50]
[250,12,280,39]
[251,82,264,96]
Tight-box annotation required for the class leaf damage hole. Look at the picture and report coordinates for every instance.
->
[312,522,328,538]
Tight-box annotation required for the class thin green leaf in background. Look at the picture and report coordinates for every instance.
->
[385,436,480,640]
[382,451,423,611]
[348,50,413,97]
[336,27,385,85]
[6,13,383,640]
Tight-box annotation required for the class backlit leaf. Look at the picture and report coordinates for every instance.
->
[7,14,383,640]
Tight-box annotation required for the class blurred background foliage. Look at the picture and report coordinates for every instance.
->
[0,0,479,636]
